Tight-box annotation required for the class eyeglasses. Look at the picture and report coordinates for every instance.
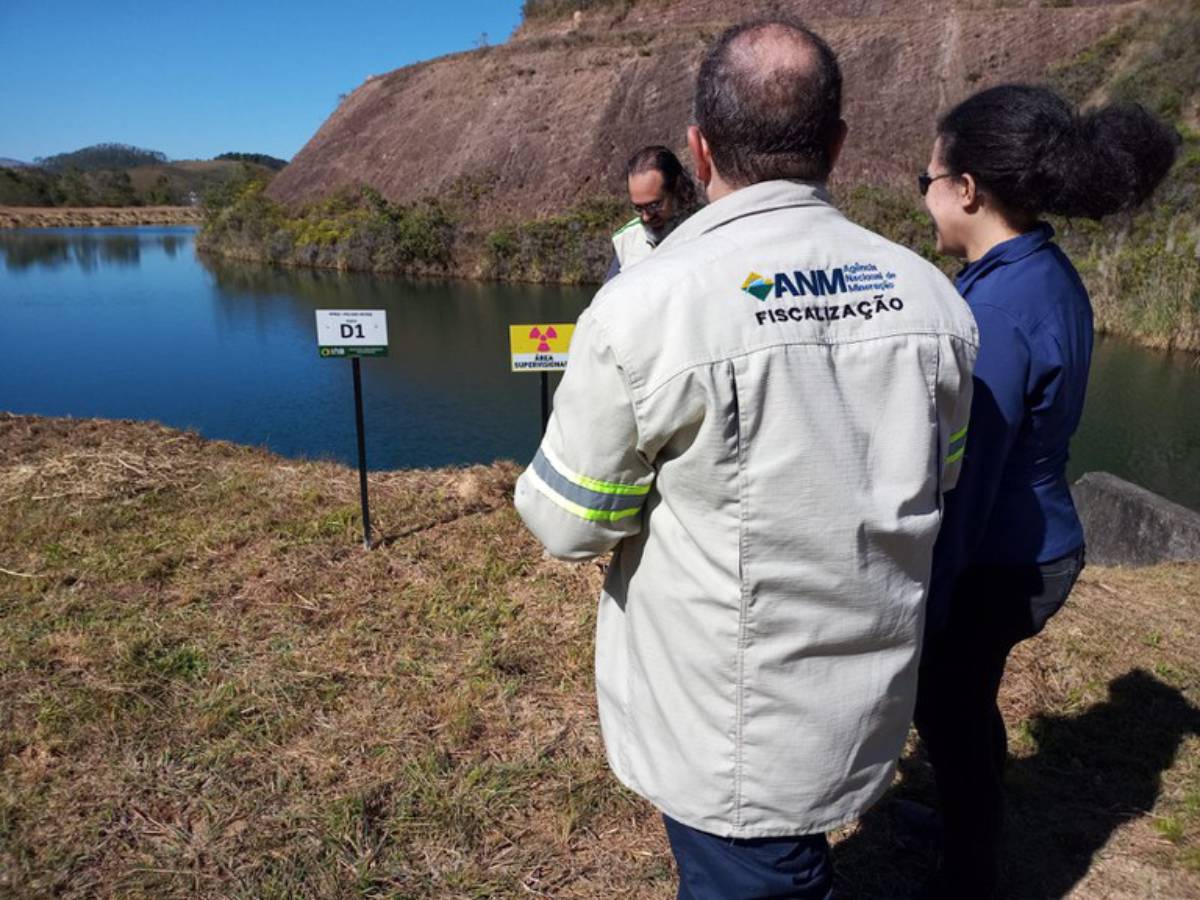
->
[917,172,954,196]
[633,198,667,216]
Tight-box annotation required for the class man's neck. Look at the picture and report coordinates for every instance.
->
[705,171,738,203]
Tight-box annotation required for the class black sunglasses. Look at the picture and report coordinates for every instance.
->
[918,172,954,196]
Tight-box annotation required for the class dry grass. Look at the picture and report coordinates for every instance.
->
[1,413,1198,898]
[0,207,201,229]
[834,566,1200,899]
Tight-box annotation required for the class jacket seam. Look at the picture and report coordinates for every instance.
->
[934,340,946,509]
[590,312,650,459]
[637,331,980,402]
[696,201,828,238]
[730,360,750,828]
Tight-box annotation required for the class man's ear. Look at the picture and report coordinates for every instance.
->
[688,125,712,188]
[960,172,981,212]
[827,119,848,173]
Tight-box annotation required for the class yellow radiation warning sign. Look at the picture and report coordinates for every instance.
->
[509,323,575,372]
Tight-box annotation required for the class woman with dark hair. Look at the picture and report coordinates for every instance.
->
[913,84,1178,898]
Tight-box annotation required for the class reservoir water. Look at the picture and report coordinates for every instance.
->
[3,226,1199,511]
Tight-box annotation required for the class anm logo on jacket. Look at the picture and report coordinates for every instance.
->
[742,263,898,302]
[741,271,775,300]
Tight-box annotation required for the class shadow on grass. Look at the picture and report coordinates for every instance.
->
[833,669,1200,898]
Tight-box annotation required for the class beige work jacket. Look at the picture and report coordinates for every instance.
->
[516,180,978,836]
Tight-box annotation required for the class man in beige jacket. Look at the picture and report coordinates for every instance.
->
[516,19,977,897]
[605,145,700,281]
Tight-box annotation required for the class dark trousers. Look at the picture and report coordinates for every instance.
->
[663,815,833,900]
[914,546,1085,897]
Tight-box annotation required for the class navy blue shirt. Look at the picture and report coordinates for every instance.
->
[931,224,1093,615]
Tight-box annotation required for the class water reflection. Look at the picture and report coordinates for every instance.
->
[0,229,190,272]
[1071,336,1200,511]
[199,254,591,396]
[0,227,592,470]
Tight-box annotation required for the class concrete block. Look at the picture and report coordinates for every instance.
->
[1072,472,1200,566]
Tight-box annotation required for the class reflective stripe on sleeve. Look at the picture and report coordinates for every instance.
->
[945,425,968,464]
[529,447,649,522]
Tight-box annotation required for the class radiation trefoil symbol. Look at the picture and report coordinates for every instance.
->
[529,325,558,352]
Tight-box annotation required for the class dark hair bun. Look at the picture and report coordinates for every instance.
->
[1050,104,1181,218]
[939,84,1180,220]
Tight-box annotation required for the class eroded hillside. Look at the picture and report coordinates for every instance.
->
[268,0,1141,223]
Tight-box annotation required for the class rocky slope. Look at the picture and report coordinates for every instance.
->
[267,0,1142,224]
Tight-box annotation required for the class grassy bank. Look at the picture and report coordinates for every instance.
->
[2,413,1199,897]
[0,206,202,230]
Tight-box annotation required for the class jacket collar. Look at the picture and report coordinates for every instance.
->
[658,180,835,251]
[955,222,1055,295]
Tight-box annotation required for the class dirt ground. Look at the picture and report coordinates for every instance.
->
[1,413,1197,898]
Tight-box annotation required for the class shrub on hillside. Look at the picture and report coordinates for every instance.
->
[199,181,457,274]
[0,167,55,206]
[838,184,945,269]
[485,195,625,283]
[214,152,290,171]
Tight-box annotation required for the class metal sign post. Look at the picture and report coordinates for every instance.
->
[509,323,576,440]
[351,357,372,547]
[316,309,389,549]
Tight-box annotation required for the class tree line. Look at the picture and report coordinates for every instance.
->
[1,144,288,208]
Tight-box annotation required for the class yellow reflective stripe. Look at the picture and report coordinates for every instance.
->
[529,470,643,523]
[613,217,641,238]
[946,424,968,464]
[574,472,650,496]
[540,445,650,497]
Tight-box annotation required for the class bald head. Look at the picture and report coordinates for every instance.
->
[694,20,843,186]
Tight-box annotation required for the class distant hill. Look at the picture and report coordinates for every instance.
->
[214,152,289,171]
[35,143,168,172]
[0,158,30,169]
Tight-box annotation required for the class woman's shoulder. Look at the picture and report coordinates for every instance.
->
[968,240,1088,334]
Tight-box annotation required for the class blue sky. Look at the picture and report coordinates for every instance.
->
[0,1,525,163]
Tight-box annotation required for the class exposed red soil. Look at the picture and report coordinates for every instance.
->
[267,0,1142,225]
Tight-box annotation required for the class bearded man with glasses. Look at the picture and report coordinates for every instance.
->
[605,145,701,282]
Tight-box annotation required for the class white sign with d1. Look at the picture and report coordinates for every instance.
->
[316,309,389,358]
